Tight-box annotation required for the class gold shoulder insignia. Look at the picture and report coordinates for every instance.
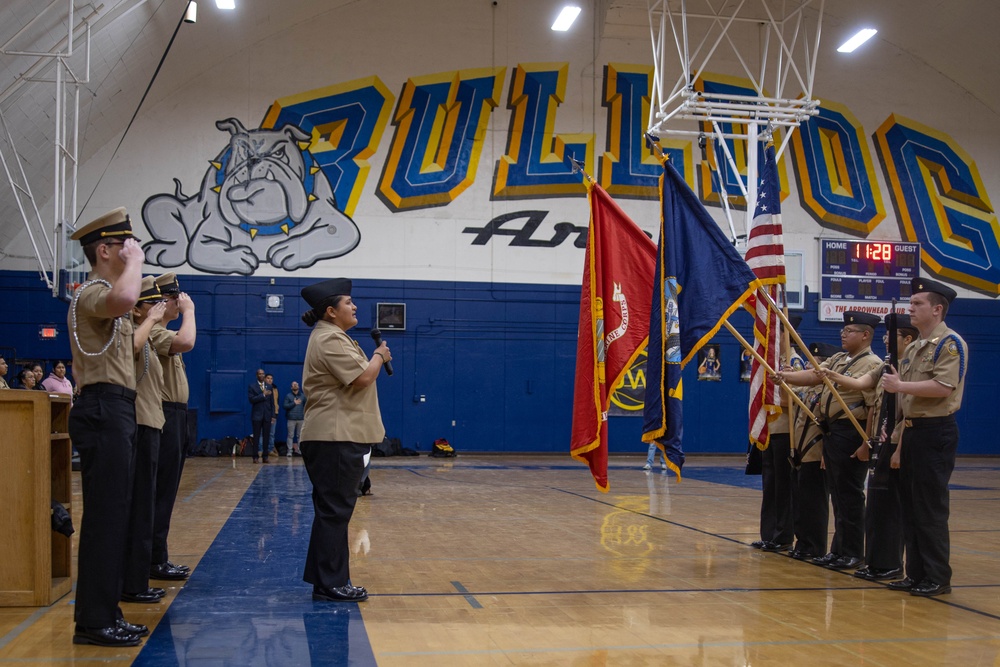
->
[947,341,959,356]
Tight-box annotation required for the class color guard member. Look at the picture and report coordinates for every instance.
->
[885,278,967,597]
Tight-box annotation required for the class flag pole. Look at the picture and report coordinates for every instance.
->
[722,319,820,424]
[567,155,595,186]
[756,287,869,442]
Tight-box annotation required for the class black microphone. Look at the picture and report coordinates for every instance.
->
[370,327,393,376]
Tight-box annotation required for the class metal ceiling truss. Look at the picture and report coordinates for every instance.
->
[0,0,96,295]
[645,0,825,242]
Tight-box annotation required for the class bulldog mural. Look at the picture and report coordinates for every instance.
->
[142,118,360,275]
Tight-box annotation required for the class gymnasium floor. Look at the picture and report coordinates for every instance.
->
[2,454,999,665]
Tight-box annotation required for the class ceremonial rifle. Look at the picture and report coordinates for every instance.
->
[868,300,898,490]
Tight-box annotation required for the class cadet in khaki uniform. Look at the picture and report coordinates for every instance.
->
[778,312,881,570]
[824,315,919,581]
[786,342,837,561]
[148,273,197,581]
[299,278,390,602]
[884,278,967,597]
[122,278,168,603]
[67,208,148,647]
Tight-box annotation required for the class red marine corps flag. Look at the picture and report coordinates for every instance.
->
[571,181,656,491]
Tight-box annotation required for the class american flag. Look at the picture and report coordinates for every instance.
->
[744,144,786,450]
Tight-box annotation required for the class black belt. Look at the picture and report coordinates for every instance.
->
[903,415,955,428]
[81,382,137,401]
[163,401,188,410]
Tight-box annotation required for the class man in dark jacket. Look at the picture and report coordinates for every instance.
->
[248,368,274,463]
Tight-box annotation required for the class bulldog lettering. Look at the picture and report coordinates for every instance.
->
[142,118,360,275]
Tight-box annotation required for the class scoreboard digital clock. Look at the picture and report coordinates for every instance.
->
[820,240,919,278]
[818,240,921,322]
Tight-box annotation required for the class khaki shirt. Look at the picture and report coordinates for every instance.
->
[791,385,823,464]
[300,320,385,444]
[68,276,136,389]
[899,321,967,418]
[149,324,190,403]
[820,347,880,423]
[770,352,805,436]
[134,342,165,429]
[0,377,8,389]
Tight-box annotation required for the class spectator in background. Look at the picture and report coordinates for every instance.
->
[248,369,274,463]
[265,373,279,455]
[0,355,9,389]
[42,360,74,396]
[16,368,36,390]
[29,362,45,390]
[283,381,306,457]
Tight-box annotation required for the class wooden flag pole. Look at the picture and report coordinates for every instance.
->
[722,319,820,424]
[755,288,869,442]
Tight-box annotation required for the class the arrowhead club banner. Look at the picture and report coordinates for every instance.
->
[570,181,656,492]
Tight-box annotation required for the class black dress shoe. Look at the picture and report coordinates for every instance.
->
[760,541,792,553]
[312,585,369,602]
[117,618,150,637]
[750,540,766,549]
[788,549,816,561]
[810,552,839,566]
[165,560,191,573]
[150,587,167,598]
[887,576,917,591]
[827,555,863,570]
[865,567,903,581]
[73,625,141,647]
[910,581,952,597]
[122,589,162,603]
[150,562,189,580]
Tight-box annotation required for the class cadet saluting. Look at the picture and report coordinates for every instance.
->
[67,208,149,647]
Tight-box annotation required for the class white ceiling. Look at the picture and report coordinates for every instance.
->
[1,0,997,264]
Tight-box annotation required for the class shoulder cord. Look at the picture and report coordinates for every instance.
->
[71,278,122,357]
[933,334,966,382]
[136,341,150,385]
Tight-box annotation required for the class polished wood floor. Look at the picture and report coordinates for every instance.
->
[1,454,999,665]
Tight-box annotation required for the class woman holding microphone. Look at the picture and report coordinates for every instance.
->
[298,278,390,602]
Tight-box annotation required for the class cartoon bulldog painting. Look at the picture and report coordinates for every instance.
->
[142,118,360,275]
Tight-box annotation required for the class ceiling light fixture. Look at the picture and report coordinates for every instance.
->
[216,0,235,9]
[837,28,877,53]
[551,6,581,31]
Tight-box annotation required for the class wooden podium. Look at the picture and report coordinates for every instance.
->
[0,391,73,606]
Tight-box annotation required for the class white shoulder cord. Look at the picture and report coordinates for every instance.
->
[136,341,150,384]
[71,278,122,357]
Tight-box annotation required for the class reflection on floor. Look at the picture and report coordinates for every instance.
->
[137,464,376,666]
[2,455,999,666]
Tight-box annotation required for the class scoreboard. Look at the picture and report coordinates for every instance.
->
[818,240,920,322]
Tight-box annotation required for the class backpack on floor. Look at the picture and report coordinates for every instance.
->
[429,438,457,458]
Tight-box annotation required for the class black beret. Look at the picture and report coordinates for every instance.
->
[884,313,916,332]
[911,277,957,303]
[809,342,841,359]
[71,207,140,246]
[843,311,880,328]
[155,272,180,295]
[302,278,352,309]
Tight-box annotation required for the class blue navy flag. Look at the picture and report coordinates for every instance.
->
[642,158,763,475]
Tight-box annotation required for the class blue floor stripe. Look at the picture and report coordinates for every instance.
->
[135,465,377,666]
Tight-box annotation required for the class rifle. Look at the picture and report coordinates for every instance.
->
[868,299,898,490]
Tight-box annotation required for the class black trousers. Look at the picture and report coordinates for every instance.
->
[824,421,868,558]
[300,441,369,589]
[69,385,137,628]
[865,441,903,570]
[900,418,958,585]
[791,460,828,557]
[251,416,272,459]
[759,433,793,544]
[153,402,187,564]
[124,425,160,594]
